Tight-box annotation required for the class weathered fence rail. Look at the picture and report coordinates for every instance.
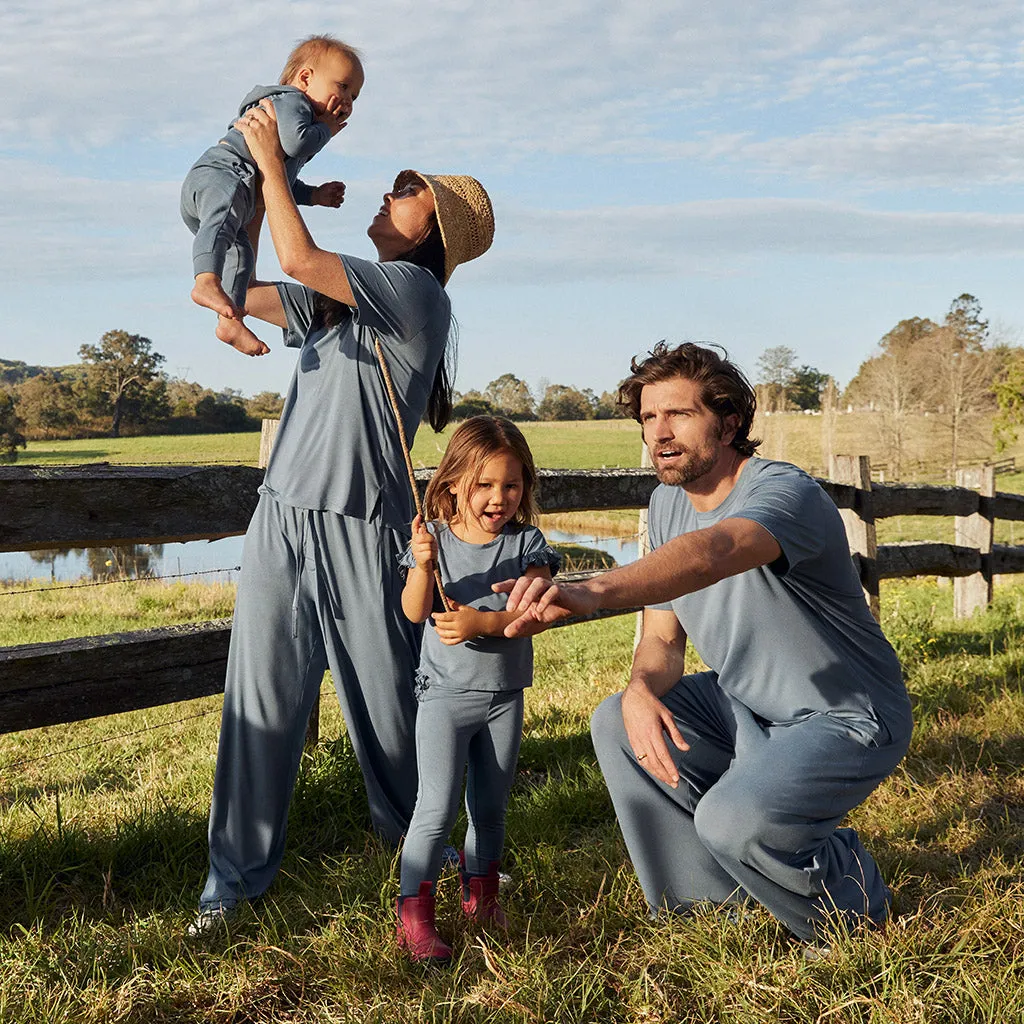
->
[2,457,1023,736]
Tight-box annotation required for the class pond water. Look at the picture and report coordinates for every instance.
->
[1,529,640,585]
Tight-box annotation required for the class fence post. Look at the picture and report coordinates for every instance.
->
[830,455,879,621]
[634,443,652,649]
[260,418,320,747]
[953,465,995,619]
[258,418,280,470]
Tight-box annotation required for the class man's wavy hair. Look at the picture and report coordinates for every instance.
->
[618,342,760,457]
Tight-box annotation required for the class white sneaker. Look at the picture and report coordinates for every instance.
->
[185,903,235,938]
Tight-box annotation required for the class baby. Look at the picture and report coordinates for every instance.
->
[181,34,363,356]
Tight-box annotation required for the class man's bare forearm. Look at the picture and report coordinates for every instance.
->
[585,518,779,611]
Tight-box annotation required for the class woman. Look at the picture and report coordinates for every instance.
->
[190,99,494,934]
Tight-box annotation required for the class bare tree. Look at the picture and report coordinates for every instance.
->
[926,294,994,471]
[820,376,839,473]
[756,345,796,412]
[847,318,936,479]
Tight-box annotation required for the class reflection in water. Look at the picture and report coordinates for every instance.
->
[28,544,165,582]
[4,529,637,586]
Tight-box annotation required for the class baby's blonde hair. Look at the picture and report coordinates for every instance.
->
[279,34,362,86]
[424,416,540,527]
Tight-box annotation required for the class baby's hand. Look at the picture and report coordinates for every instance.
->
[316,98,348,137]
[409,514,437,570]
[310,181,346,208]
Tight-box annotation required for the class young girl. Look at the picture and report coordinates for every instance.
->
[396,416,561,963]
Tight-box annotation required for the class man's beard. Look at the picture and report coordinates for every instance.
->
[653,445,719,486]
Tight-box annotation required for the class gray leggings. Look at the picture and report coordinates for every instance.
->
[591,672,911,942]
[400,687,524,896]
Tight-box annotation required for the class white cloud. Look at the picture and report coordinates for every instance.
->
[485,199,1024,284]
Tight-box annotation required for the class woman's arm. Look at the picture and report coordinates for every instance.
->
[236,101,357,307]
[243,281,286,328]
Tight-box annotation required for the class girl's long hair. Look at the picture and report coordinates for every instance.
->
[424,416,539,527]
[313,217,455,431]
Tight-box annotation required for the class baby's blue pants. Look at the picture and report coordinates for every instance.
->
[180,153,256,308]
[590,671,911,942]
[399,687,524,896]
[200,494,421,910]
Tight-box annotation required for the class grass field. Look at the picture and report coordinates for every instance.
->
[18,409,1024,480]
[2,578,1024,1021]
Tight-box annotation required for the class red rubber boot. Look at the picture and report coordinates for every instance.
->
[396,881,453,963]
[460,858,508,928]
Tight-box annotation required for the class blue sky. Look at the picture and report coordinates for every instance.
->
[2,0,1023,401]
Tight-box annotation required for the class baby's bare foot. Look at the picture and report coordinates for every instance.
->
[192,273,241,319]
[216,315,270,357]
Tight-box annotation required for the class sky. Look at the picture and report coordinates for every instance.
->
[2,0,1023,402]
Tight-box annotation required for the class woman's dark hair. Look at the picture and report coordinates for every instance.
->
[618,341,761,457]
[397,220,454,430]
[311,218,455,432]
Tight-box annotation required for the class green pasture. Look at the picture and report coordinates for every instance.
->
[17,409,1024,478]
[1,578,1024,1020]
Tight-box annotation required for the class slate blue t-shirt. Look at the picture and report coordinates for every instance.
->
[261,255,451,530]
[649,457,911,739]
[400,522,561,692]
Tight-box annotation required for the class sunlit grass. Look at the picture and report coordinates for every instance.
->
[3,579,1024,1020]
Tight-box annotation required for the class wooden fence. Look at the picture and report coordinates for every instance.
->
[2,455,1024,738]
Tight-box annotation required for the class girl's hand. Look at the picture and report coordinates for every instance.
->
[409,514,437,570]
[235,99,285,171]
[432,601,484,645]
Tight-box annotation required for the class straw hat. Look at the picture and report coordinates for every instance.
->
[393,170,494,284]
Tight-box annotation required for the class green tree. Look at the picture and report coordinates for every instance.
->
[592,389,626,420]
[788,366,830,411]
[484,374,535,420]
[0,391,27,462]
[451,390,495,420]
[537,384,594,421]
[12,372,82,437]
[245,391,285,419]
[993,348,1024,452]
[79,330,166,437]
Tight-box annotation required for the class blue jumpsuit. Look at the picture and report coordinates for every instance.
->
[180,85,331,308]
[591,458,913,943]
[199,255,451,911]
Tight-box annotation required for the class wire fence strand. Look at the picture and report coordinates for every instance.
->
[1,707,222,772]
[0,566,242,598]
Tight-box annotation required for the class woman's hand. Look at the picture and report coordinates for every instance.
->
[409,515,437,571]
[235,100,285,173]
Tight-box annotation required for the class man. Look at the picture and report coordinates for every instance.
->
[500,342,912,947]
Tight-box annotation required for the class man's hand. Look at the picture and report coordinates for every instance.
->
[493,577,598,637]
[432,602,485,645]
[621,681,688,788]
[310,181,346,208]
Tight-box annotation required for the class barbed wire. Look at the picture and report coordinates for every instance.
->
[13,459,261,468]
[0,566,242,598]
[1,707,222,772]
